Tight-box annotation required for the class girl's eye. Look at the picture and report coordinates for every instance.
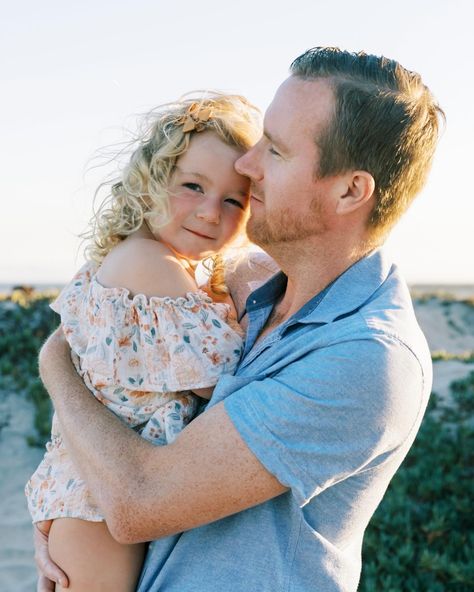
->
[269,147,281,157]
[183,183,203,193]
[225,198,245,210]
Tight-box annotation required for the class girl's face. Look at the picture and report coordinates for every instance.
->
[151,131,250,261]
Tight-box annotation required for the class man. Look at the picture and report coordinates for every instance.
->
[36,47,443,591]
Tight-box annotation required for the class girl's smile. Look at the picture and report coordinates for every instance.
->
[151,131,250,262]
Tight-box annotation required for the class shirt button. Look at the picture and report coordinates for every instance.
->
[252,299,257,304]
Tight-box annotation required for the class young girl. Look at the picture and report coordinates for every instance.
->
[25,93,261,591]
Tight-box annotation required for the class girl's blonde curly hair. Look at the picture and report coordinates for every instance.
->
[82,92,262,295]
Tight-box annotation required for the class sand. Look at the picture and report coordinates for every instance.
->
[0,296,472,591]
[0,391,43,592]
[413,297,474,404]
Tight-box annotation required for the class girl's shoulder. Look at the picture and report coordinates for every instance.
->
[97,238,198,300]
[51,239,228,330]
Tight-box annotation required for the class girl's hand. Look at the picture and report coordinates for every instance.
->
[34,520,69,591]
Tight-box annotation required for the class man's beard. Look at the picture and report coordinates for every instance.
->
[247,199,327,247]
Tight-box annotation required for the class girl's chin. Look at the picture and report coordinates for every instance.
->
[175,251,217,265]
[159,240,217,263]
[182,248,218,260]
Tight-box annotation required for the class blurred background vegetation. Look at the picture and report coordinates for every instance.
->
[0,291,472,591]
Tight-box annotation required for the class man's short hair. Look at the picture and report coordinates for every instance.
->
[290,47,444,241]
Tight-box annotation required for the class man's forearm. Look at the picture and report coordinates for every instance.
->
[39,330,285,544]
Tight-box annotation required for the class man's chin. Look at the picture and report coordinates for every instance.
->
[246,220,270,247]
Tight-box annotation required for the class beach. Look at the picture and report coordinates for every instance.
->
[0,391,43,592]
[0,289,472,591]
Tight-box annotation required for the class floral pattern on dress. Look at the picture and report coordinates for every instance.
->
[25,261,244,522]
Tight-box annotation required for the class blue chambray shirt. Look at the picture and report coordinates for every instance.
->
[138,249,432,592]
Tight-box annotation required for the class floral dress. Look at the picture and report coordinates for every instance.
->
[25,262,244,522]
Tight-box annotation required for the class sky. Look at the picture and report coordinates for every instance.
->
[1,0,473,285]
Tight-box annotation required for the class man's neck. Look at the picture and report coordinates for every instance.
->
[263,237,372,323]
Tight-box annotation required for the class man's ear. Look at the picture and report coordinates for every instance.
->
[335,171,375,215]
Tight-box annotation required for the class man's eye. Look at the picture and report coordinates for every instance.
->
[225,198,245,210]
[269,147,281,157]
[183,183,203,193]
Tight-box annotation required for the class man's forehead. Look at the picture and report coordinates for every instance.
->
[265,76,334,139]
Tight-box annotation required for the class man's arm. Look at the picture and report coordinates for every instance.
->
[39,329,286,544]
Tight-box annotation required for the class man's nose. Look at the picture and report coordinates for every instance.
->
[235,144,263,181]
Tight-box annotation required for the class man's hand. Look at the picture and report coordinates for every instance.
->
[34,520,69,591]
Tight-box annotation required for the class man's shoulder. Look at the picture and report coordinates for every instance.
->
[287,260,432,392]
[319,271,433,396]
[318,254,428,357]
[358,269,429,357]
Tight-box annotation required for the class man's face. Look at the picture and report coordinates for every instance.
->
[235,76,336,247]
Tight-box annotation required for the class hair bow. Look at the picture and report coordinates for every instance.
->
[179,103,213,133]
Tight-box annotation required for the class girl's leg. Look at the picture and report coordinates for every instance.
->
[48,518,145,592]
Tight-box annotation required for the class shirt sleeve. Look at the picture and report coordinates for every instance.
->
[224,333,426,506]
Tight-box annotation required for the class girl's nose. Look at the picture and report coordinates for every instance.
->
[196,199,220,224]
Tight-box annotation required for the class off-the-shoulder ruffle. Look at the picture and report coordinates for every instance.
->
[50,261,244,396]
[91,275,217,309]
[51,261,222,313]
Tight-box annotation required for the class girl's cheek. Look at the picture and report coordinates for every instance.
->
[225,210,245,229]
[228,213,248,237]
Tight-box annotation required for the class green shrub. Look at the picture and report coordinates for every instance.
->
[450,371,474,416]
[360,384,474,591]
[0,292,59,445]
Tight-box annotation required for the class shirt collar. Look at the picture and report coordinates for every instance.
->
[244,271,287,314]
[244,249,394,325]
[298,249,394,324]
